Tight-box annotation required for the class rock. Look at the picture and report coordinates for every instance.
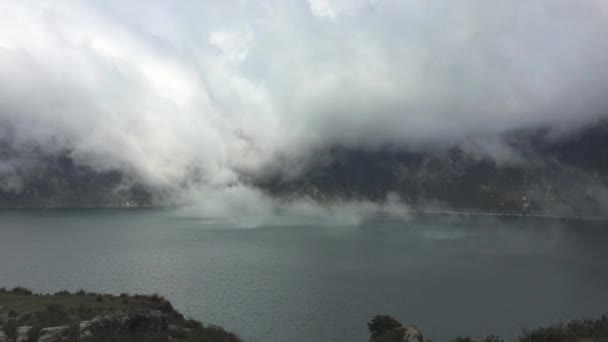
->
[399,325,424,342]
[0,329,7,342]
[37,326,69,342]
[16,326,32,342]
[79,311,168,337]
[78,321,93,339]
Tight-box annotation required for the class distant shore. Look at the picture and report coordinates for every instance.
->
[2,205,608,223]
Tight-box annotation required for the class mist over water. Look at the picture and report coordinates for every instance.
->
[174,186,411,227]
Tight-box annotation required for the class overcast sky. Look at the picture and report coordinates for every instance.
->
[1,0,608,189]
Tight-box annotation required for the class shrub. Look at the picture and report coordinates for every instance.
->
[54,290,71,296]
[520,315,608,342]
[5,319,18,339]
[78,304,95,320]
[26,304,70,328]
[26,326,41,342]
[46,303,65,314]
[150,293,162,303]
[483,335,503,342]
[372,328,406,342]
[186,325,243,342]
[76,289,86,296]
[160,300,174,313]
[452,335,503,342]
[368,315,402,338]
[10,286,33,295]
[184,319,204,330]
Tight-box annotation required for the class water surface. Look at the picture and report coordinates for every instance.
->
[1,209,607,342]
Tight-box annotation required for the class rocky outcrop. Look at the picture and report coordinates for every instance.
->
[0,289,243,342]
[37,326,69,342]
[78,310,168,339]
[399,325,424,342]
[15,326,32,342]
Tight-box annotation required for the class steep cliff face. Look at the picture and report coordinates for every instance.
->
[2,123,608,216]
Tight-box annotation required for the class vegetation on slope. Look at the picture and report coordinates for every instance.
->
[368,314,608,342]
[0,287,242,342]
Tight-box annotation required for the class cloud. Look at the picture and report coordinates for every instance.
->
[1,0,608,192]
[175,185,410,227]
[209,28,254,63]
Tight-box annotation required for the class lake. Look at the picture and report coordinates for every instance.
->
[1,209,607,342]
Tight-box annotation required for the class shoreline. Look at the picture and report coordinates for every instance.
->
[2,205,607,222]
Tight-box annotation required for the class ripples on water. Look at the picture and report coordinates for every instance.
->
[1,209,607,342]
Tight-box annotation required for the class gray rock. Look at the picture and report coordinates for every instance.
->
[400,325,424,342]
[79,311,168,337]
[16,326,32,342]
[37,325,69,342]
[78,320,93,339]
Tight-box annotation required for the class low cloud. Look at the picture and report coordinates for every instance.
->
[1,0,607,194]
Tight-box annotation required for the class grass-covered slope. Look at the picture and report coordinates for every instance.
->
[0,287,242,342]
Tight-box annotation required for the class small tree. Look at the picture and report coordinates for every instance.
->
[368,314,402,338]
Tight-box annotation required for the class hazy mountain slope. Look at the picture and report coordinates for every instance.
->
[1,123,608,216]
[261,123,608,216]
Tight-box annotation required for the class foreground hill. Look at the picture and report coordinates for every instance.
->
[0,287,242,342]
[2,288,606,342]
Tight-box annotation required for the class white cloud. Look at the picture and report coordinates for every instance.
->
[0,0,607,193]
[308,0,337,21]
[209,28,254,63]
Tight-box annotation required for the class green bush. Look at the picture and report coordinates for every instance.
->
[150,293,163,303]
[186,324,243,342]
[46,303,65,314]
[184,319,204,330]
[452,336,503,342]
[372,328,406,342]
[520,315,608,342]
[26,326,42,342]
[5,319,18,340]
[368,314,402,338]
[452,338,475,342]
[10,286,33,295]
